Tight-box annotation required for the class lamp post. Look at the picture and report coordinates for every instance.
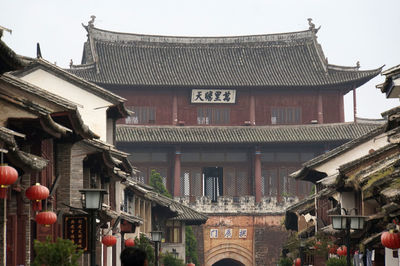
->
[80,189,107,266]
[330,208,366,266]
[172,248,179,259]
[299,239,305,266]
[151,231,162,266]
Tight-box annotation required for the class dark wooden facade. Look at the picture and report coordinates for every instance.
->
[109,87,345,126]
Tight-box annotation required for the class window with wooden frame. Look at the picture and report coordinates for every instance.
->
[262,167,301,198]
[180,168,202,202]
[271,107,301,125]
[197,107,230,125]
[165,220,182,243]
[224,167,249,197]
[122,189,134,214]
[125,106,156,124]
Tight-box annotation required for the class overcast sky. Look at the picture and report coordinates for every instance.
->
[2,0,399,121]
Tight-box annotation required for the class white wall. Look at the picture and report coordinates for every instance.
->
[315,133,389,176]
[20,69,113,141]
[340,192,356,213]
[385,247,400,266]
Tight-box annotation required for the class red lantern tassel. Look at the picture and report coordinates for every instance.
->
[0,187,7,199]
[32,200,42,211]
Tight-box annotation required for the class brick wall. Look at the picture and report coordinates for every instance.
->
[254,226,289,265]
[192,225,205,266]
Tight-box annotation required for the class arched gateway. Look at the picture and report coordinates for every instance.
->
[213,258,245,266]
[205,243,252,266]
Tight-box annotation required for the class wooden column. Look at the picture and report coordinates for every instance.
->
[339,90,345,122]
[353,87,357,122]
[173,149,181,197]
[317,91,324,124]
[172,91,178,126]
[249,90,256,125]
[254,149,262,202]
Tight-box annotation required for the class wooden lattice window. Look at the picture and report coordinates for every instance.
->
[262,168,278,196]
[224,168,249,197]
[271,107,301,125]
[165,220,182,243]
[180,169,202,201]
[197,107,230,125]
[125,106,156,124]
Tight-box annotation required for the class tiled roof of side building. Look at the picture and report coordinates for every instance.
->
[116,122,382,144]
[68,25,381,90]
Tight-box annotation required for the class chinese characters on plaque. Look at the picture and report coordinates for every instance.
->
[224,229,232,238]
[239,228,247,238]
[64,215,88,251]
[210,228,218,238]
[191,89,236,104]
[209,228,247,239]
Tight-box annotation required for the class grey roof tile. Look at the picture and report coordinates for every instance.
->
[116,123,381,144]
[69,27,381,89]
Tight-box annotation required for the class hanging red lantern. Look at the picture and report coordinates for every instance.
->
[0,164,18,199]
[381,231,400,249]
[36,211,57,226]
[294,258,301,266]
[26,183,49,211]
[337,245,347,256]
[102,235,117,246]
[125,238,135,247]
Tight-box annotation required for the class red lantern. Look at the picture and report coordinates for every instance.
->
[102,235,117,246]
[0,164,18,198]
[125,238,135,247]
[294,258,301,266]
[36,211,57,226]
[187,263,195,266]
[26,183,49,211]
[381,231,400,249]
[337,245,347,256]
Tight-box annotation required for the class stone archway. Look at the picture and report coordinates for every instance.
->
[212,258,245,266]
[205,243,253,266]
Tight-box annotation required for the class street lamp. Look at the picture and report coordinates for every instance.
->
[80,189,107,266]
[172,248,179,259]
[330,208,366,266]
[151,231,163,266]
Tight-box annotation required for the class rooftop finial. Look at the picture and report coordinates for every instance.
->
[36,43,42,58]
[356,61,360,69]
[88,15,96,27]
[307,18,321,34]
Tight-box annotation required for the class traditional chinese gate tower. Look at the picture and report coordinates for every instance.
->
[70,19,381,265]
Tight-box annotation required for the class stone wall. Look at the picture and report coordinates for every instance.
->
[176,195,298,214]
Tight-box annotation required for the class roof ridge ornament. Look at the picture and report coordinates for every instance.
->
[88,15,96,28]
[307,18,321,34]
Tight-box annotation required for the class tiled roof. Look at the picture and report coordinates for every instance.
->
[0,38,27,74]
[69,26,381,89]
[116,123,381,144]
[12,58,131,119]
[130,182,207,225]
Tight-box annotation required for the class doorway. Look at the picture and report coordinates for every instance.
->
[212,258,245,266]
[203,167,223,202]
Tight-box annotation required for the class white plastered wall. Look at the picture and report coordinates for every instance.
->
[20,69,113,141]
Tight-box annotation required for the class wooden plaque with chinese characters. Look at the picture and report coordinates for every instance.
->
[63,215,88,251]
[191,89,236,104]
